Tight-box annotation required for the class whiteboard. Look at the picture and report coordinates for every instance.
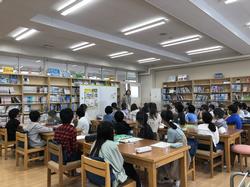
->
[80,85,117,120]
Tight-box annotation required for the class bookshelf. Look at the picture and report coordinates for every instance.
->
[0,73,121,125]
[162,76,250,107]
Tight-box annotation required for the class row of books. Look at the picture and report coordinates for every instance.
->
[194,94,209,101]
[211,85,229,93]
[50,87,71,95]
[50,103,70,112]
[193,86,210,93]
[0,105,21,115]
[0,96,21,104]
[0,86,16,94]
[23,96,47,104]
[176,87,191,93]
[50,95,71,103]
[0,75,19,84]
[71,96,79,103]
[210,94,229,101]
[23,86,48,93]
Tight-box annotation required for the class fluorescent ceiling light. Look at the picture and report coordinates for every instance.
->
[224,0,238,4]
[15,29,38,41]
[137,58,161,64]
[8,27,29,38]
[57,0,77,11]
[121,17,168,35]
[161,35,202,47]
[70,41,89,49]
[186,46,223,55]
[108,51,134,58]
[72,43,96,51]
[246,22,250,28]
[61,0,92,16]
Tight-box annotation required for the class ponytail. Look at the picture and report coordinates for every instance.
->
[169,120,177,130]
[202,111,216,132]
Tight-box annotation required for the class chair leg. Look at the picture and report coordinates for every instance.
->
[24,154,28,170]
[4,144,7,160]
[47,168,51,187]
[0,144,2,156]
[232,152,236,168]
[240,154,243,172]
[221,154,224,172]
[210,159,214,178]
[192,158,196,181]
[245,156,248,168]
[16,152,19,167]
[59,171,63,187]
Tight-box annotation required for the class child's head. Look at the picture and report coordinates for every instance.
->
[161,110,177,129]
[202,111,216,132]
[76,107,85,118]
[228,104,238,114]
[97,121,114,142]
[48,110,57,119]
[114,111,124,122]
[130,103,138,112]
[242,103,248,110]
[121,103,127,110]
[208,104,215,112]
[29,111,40,122]
[8,108,20,119]
[200,104,208,112]
[105,106,113,115]
[188,104,196,114]
[60,108,74,125]
[111,102,118,110]
[175,102,184,113]
[80,104,88,112]
[213,108,225,119]
[136,111,148,126]
[163,104,171,111]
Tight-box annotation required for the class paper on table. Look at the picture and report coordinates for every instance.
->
[159,123,166,129]
[150,142,171,148]
[77,135,86,140]
[119,137,142,143]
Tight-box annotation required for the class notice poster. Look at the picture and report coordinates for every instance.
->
[84,88,98,108]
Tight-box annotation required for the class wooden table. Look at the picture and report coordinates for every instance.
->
[185,128,242,172]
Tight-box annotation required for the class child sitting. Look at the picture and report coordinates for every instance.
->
[47,110,61,125]
[213,108,228,134]
[5,108,20,141]
[226,104,242,129]
[76,107,90,135]
[185,104,198,124]
[114,111,131,135]
[136,111,154,140]
[103,106,114,123]
[24,111,53,148]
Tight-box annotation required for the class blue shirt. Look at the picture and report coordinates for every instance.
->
[226,113,242,129]
[103,114,114,123]
[185,113,198,123]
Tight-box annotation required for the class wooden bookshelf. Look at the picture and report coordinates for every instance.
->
[0,73,121,124]
[162,76,250,107]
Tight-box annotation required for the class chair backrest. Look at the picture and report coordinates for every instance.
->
[227,124,235,130]
[16,132,28,151]
[81,155,111,187]
[195,134,214,155]
[83,142,92,156]
[47,141,63,166]
[0,128,7,143]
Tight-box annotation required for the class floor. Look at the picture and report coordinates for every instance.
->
[1,151,250,187]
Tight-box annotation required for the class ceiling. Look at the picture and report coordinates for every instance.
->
[0,0,249,70]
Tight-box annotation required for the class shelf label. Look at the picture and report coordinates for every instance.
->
[3,66,14,74]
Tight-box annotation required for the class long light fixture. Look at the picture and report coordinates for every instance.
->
[137,58,161,64]
[108,51,134,59]
[121,17,168,36]
[8,27,38,41]
[70,41,96,51]
[57,0,92,16]
[186,46,223,55]
[160,35,202,47]
[246,22,250,28]
[224,0,238,4]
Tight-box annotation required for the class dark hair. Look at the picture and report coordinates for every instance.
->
[175,102,184,113]
[90,121,114,157]
[148,102,158,119]
[202,112,216,132]
[130,103,138,112]
[188,104,196,113]
[48,110,57,117]
[111,102,118,109]
[76,107,85,118]
[114,111,124,122]
[164,104,172,111]
[200,104,209,111]
[80,104,88,111]
[136,111,148,126]
[60,108,74,124]
[105,106,113,114]
[141,103,149,113]
[161,110,177,129]
[213,108,225,119]
[209,104,215,111]
[121,103,127,110]
[8,108,19,119]
[228,104,238,114]
[242,103,248,110]
[29,110,40,122]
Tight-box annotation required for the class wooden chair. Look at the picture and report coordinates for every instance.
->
[195,134,224,177]
[83,141,92,156]
[47,141,81,187]
[187,156,196,181]
[0,128,15,160]
[81,156,136,187]
[15,132,45,170]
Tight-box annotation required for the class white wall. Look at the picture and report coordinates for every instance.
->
[139,59,250,103]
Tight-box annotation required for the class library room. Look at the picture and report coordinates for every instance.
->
[1,0,250,187]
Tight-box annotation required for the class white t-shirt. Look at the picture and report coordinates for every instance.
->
[198,123,219,147]
[77,116,90,135]
[147,113,162,133]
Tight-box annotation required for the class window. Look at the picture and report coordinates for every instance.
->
[127,71,137,82]
[19,57,44,75]
[131,85,139,98]
[68,64,85,78]
[102,68,116,81]
[117,70,126,81]
[46,61,67,77]
[86,66,102,79]
[0,55,18,73]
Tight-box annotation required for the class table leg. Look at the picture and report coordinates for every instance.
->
[180,152,187,187]
[225,139,231,172]
[148,164,157,187]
